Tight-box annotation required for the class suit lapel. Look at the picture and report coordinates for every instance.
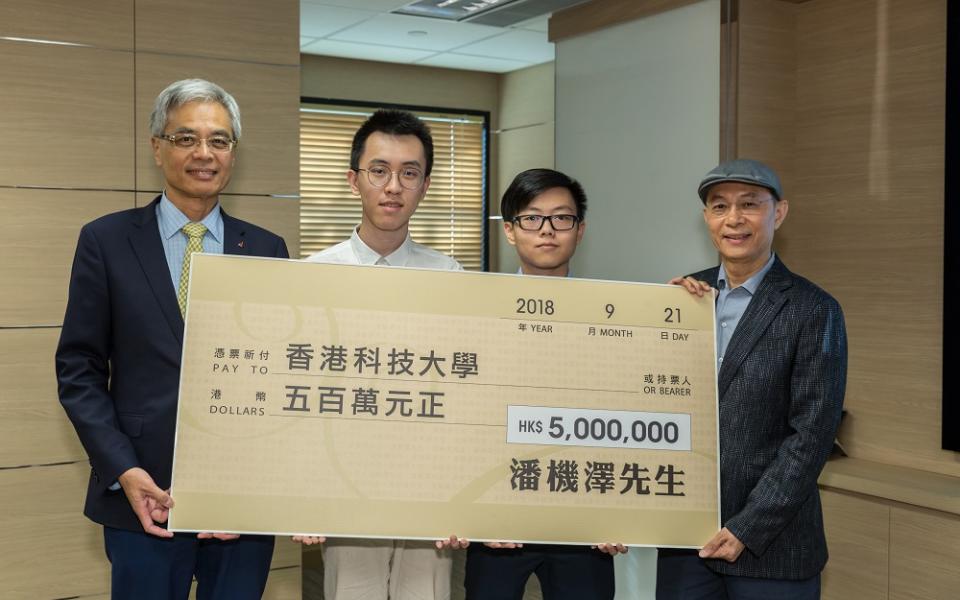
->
[717,258,793,396]
[222,211,250,256]
[128,196,184,345]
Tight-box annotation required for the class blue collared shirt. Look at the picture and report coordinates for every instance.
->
[156,193,224,288]
[715,253,776,367]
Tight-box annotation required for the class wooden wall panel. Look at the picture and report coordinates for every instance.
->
[785,0,951,476]
[135,0,298,66]
[1,0,301,597]
[820,489,889,600]
[300,55,499,118]
[272,537,302,569]
[549,0,701,42]
[736,0,797,190]
[0,462,109,600]
[0,41,135,189]
[262,566,301,600]
[889,506,960,599]
[0,0,133,49]
[497,62,554,133]
[0,328,85,468]
[135,54,299,197]
[0,190,134,326]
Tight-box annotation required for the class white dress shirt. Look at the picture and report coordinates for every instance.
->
[305,226,463,270]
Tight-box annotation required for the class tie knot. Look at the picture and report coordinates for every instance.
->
[182,222,207,240]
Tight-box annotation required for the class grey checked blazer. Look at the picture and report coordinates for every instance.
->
[692,256,847,580]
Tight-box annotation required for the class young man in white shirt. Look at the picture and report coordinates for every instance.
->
[300,109,463,600]
[306,109,460,271]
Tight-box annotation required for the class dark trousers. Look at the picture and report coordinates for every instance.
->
[464,544,615,600]
[103,526,274,600]
[656,549,820,600]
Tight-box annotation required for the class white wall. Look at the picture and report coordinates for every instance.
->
[556,0,721,284]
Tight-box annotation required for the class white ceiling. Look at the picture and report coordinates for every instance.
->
[300,0,554,73]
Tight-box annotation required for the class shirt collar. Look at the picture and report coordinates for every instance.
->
[349,226,412,266]
[717,252,776,294]
[517,267,573,278]
[157,192,223,243]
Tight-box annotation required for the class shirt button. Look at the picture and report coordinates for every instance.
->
[721,322,727,328]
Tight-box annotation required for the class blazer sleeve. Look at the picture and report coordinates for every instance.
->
[55,225,140,488]
[725,296,847,555]
[275,235,290,259]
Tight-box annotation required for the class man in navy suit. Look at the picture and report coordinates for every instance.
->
[56,79,288,600]
[659,159,847,599]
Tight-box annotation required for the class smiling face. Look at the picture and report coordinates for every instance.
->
[504,186,585,277]
[350,131,430,240]
[703,181,788,278]
[151,100,235,212]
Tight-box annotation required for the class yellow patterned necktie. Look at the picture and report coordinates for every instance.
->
[177,222,207,317]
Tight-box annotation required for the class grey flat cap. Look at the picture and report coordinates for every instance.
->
[697,158,782,203]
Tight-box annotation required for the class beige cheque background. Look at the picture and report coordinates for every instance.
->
[169,255,719,547]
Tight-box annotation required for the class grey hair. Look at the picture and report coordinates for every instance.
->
[149,78,242,140]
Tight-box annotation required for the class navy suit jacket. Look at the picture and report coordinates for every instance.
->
[693,257,846,580]
[56,196,289,532]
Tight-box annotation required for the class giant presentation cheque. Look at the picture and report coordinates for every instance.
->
[169,254,720,547]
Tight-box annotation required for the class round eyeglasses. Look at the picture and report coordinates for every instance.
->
[511,214,580,231]
[355,166,425,190]
[154,133,236,153]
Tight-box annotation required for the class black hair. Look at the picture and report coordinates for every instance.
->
[350,109,434,175]
[500,168,588,221]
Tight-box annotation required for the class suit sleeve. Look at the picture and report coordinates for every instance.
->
[275,235,290,259]
[55,225,139,489]
[724,297,847,556]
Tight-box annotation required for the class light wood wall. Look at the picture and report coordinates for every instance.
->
[736,0,958,597]
[738,0,952,478]
[0,1,300,598]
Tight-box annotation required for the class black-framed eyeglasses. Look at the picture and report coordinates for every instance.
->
[355,165,425,190]
[154,133,237,153]
[511,214,580,231]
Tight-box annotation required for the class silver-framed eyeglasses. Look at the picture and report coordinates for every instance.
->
[355,165,425,190]
[512,214,580,231]
[154,133,237,153]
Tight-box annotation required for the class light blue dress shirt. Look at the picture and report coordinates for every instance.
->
[156,192,224,288]
[715,253,776,367]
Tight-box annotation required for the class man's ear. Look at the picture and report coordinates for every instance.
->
[347,169,360,196]
[151,136,163,167]
[773,198,789,229]
[503,220,517,246]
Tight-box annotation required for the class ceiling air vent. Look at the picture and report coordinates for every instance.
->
[394,0,587,26]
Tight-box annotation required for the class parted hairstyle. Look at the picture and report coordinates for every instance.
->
[350,109,435,176]
[500,168,588,221]
[149,78,242,140]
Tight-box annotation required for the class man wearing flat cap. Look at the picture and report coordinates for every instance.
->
[659,159,847,599]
